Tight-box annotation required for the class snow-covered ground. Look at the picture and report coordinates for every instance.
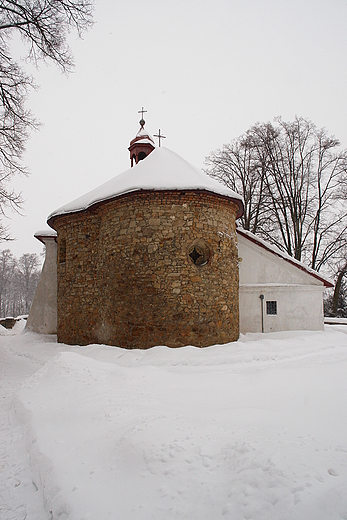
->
[1,323,347,519]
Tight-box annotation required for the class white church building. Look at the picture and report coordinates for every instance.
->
[27,123,332,343]
[237,228,331,334]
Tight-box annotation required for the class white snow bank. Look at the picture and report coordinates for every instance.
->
[325,317,347,324]
[7,327,347,519]
[0,323,11,335]
[12,318,27,334]
[0,317,27,336]
[47,147,244,222]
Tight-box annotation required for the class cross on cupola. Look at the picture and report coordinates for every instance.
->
[138,106,147,127]
[154,129,166,147]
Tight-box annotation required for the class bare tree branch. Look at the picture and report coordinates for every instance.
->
[0,0,93,240]
[204,116,347,288]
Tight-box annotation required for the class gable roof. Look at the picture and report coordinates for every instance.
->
[237,227,333,288]
[47,147,244,225]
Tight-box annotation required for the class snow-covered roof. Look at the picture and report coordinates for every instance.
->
[48,147,244,223]
[34,229,57,244]
[237,227,333,288]
[135,126,155,143]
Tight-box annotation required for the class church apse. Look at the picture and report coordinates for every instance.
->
[52,190,240,348]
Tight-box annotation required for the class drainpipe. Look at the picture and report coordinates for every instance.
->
[260,294,264,333]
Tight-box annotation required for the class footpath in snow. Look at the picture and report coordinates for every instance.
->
[0,321,48,520]
[1,323,347,519]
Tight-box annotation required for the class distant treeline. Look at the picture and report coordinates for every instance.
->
[0,250,41,318]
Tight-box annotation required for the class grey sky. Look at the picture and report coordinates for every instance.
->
[3,0,347,257]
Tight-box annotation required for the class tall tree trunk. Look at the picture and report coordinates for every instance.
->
[332,263,347,316]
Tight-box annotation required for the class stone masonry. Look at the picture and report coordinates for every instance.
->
[52,190,240,348]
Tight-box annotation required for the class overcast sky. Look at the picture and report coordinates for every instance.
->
[3,0,347,258]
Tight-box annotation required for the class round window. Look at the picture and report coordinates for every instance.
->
[188,239,211,267]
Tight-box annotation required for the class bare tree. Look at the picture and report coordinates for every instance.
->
[0,249,41,317]
[205,117,347,270]
[331,261,347,316]
[0,248,14,315]
[0,0,94,239]
[16,252,40,313]
[250,118,347,267]
[204,134,269,234]
[323,254,347,318]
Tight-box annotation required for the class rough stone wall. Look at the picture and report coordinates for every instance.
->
[53,191,240,348]
[55,210,101,345]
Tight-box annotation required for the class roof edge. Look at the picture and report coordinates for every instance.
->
[47,188,244,229]
[34,229,57,244]
[237,227,334,288]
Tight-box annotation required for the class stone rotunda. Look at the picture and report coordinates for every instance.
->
[47,120,244,348]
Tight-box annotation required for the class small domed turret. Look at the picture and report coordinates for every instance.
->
[128,113,155,167]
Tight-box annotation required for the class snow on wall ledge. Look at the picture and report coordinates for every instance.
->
[47,147,244,223]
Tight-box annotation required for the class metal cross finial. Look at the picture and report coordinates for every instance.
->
[138,106,147,120]
[154,129,166,147]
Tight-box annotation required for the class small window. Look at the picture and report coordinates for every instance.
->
[138,151,147,162]
[188,239,211,267]
[59,238,66,264]
[266,301,277,315]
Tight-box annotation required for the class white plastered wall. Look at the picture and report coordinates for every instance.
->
[26,235,57,334]
[237,233,325,334]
